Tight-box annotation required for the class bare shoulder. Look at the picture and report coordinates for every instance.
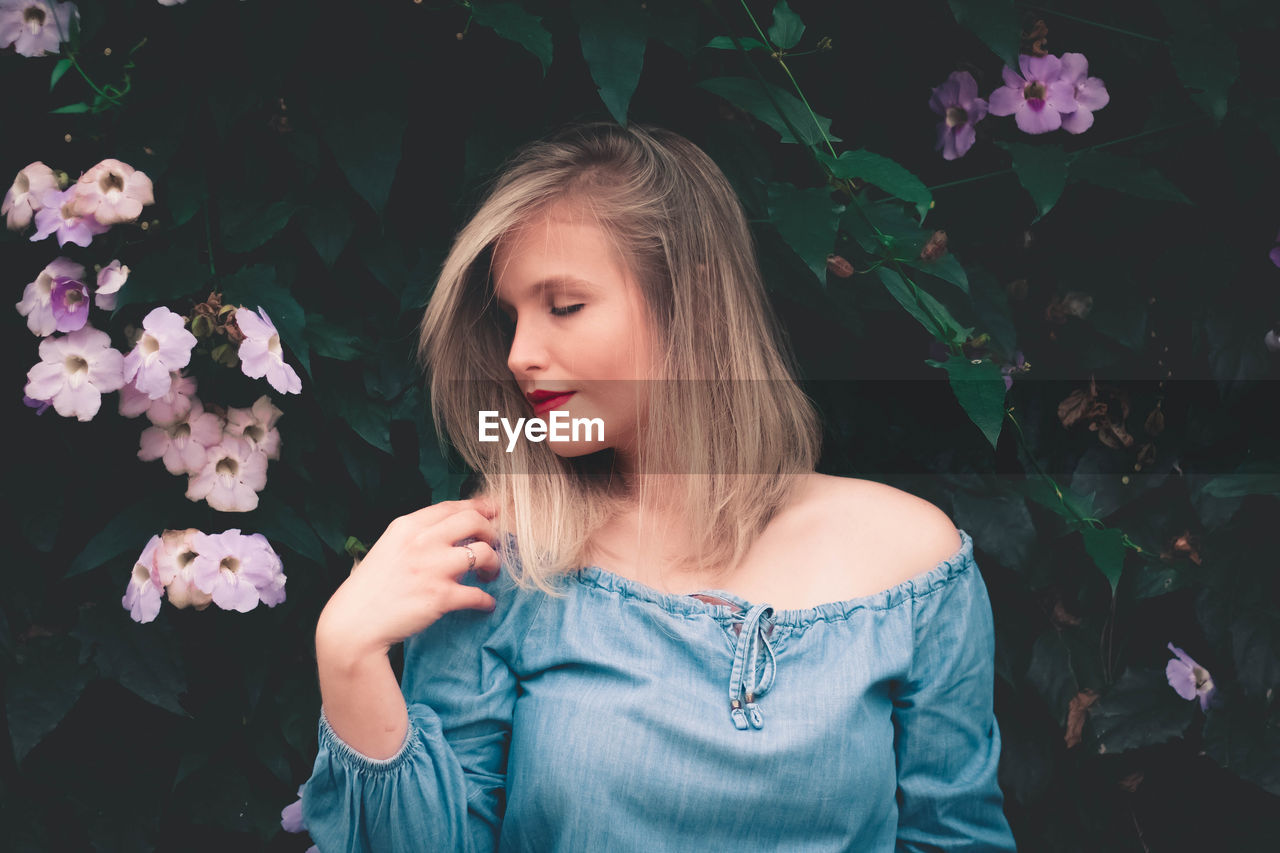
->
[799,474,964,594]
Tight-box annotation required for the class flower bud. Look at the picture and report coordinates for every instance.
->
[826,254,854,278]
[919,230,948,262]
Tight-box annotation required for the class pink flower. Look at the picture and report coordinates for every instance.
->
[138,400,225,476]
[0,0,78,58]
[155,528,213,610]
[30,187,110,248]
[122,535,164,624]
[186,435,268,512]
[235,306,302,394]
[119,370,197,425]
[928,71,988,160]
[95,260,129,310]
[72,159,155,225]
[2,161,58,230]
[1058,53,1110,135]
[225,395,283,460]
[16,256,83,336]
[23,324,125,421]
[987,54,1078,135]
[122,307,197,399]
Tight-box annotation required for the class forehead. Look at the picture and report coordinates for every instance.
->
[491,210,629,301]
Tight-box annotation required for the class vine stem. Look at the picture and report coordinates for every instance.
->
[1015,4,1169,44]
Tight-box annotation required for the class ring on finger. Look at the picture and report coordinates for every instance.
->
[459,544,476,570]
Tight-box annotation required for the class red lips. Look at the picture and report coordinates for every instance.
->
[526,389,576,416]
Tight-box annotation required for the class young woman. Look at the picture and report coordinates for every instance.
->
[304,122,1017,851]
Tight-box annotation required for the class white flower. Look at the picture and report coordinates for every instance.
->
[95,259,130,310]
[139,400,225,475]
[122,306,196,399]
[24,324,125,421]
[235,306,301,394]
[0,0,78,58]
[16,256,83,336]
[186,435,268,512]
[155,528,213,610]
[225,395,283,460]
[2,161,58,230]
[191,529,284,612]
[72,159,155,225]
[122,535,164,623]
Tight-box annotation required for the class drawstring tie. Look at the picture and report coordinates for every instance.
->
[727,603,776,731]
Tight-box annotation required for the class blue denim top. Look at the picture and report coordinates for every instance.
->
[302,528,1017,852]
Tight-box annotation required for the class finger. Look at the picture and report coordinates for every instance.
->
[449,540,500,580]
[433,509,498,550]
[442,583,498,614]
[400,497,492,529]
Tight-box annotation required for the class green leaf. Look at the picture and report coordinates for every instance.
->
[49,59,72,92]
[768,0,805,50]
[875,266,971,344]
[323,384,394,454]
[305,314,365,361]
[1088,666,1196,754]
[1026,630,1080,726]
[697,76,841,147]
[363,341,417,401]
[766,182,840,284]
[6,635,94,764]
[1080,526,1127,598]
[297,202,353,269]
[220,199,297,254]
[304,494,350,555]
[1155,0,1239,124]
[902,252,970,295]
[925,355,1007,449]
[1069,150,1191,204]
[1203,689,1280,796]
[322,110,407,216]
[996,141,1068,221]
[253,496,325,564]
[1018,479,1097,524]
[819,150,932,222]
[947,0,1020,70]
[704,35,768,51]
[417,420,466,500]
[220,264,311,378]
[471,0,554,77]
[65,494,176,579]
[69,605,189,718]
[1200,473,1280,498]
[110,244,212,314]
[164,168,208,229]
[573,0,649,126]
[49,102,91,114]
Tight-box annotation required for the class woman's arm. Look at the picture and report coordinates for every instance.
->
[315,626,409,761]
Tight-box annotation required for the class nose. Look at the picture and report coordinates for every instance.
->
[506,316,549,377]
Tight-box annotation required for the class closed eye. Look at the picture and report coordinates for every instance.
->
[551,304,584,317]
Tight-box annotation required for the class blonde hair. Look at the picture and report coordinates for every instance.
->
[418,121,820,593]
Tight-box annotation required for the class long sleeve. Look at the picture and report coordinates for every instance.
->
[891,551,1017,852]
[301,569,540,853]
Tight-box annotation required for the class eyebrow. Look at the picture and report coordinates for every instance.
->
[493,275,595,310]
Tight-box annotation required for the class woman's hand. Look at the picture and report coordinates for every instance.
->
[315,497,503,662]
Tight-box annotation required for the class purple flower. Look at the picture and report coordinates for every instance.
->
[30,187,110,248]
[24,324,126,421]
[1000,350,1027,391]
[50,275,90,332]
[0,0,79,58]
[281,785,307,834]
[928,71,988,160]
[987,54,1078,135]
[1166,642,1216,712]
[1270,229,1280,269]
[1058,53,1110,134]
[23,393,51,414]
[190,529,286,612]
[17,256,84,336]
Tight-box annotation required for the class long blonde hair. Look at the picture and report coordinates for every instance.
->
[418,122,820,592]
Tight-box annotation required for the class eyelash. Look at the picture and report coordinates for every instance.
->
[550,304,584,317]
